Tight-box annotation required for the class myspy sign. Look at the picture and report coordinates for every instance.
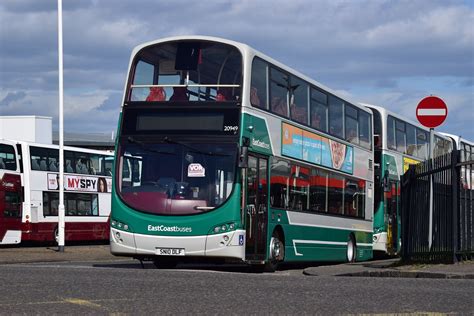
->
[416,96,448,129]
[48,173,102,192]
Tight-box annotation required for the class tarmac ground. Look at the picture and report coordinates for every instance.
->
[1,244,473,278]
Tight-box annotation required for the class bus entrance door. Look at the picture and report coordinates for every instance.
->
[386,181,400,255]
[0,173,22,245]
[245,156,268,261]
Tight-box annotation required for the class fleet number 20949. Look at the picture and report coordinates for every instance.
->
[224,126,238,132]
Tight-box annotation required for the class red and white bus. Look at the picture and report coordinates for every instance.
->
[0,139,113,244]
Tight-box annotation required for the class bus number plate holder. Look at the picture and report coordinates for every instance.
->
[156,248,185,256]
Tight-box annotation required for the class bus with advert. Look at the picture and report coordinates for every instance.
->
[0,139,113,244]
[364,104,453,255]
[111,36,374,270]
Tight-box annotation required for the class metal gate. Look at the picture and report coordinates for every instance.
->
[401,150,473,263]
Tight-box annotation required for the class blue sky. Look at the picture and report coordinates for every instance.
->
[0,0,473,139]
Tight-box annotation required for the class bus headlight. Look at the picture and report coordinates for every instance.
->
[210,222,237,234]
[111,219,130,232]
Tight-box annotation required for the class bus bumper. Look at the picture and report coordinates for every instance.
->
[372,232,388,252]
[110,228,246,260]
[0,230,21,245]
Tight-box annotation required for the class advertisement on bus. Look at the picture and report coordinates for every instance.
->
[282,123,353,174]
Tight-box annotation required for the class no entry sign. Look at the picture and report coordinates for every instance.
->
[416,96,448,129]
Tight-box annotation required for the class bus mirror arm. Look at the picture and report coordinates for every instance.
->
[238,146,248,168]
[383,170,391,192]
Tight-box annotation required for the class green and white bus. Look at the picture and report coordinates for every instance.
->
[440,133,474,190]
[111,36,374,270]
[365,104,453,255]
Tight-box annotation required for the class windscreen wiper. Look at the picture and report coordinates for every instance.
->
[127,136,175,155]
[162,137,229,157]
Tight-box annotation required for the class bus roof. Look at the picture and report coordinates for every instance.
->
[439,132,474,147]
[0,138,113,156]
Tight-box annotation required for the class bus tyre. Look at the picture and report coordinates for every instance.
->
[153,258,178,269]
[54,227,59,244]
[265,231,285,272]
[347,235,357,263]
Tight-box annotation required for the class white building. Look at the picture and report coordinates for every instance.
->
[0,116,52,144]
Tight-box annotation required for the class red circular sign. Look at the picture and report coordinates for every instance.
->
[416,96,448,129]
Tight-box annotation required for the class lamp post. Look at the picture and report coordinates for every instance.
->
[57,0,65,252]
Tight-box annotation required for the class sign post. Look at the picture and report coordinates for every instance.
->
[416,96,448,250]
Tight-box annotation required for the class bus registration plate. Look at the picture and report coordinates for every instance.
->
[156,248,185,256]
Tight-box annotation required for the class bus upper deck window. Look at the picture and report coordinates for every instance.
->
[175,42,200,71]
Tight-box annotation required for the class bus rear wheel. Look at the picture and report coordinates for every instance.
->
[53,227,59,244]
[265,231,285,272]
[347,235,357,263]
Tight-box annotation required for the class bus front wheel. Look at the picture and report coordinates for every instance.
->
[347,235,357,263]
[265,230,285,272]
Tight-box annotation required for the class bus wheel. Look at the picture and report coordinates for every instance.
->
[153,258,178,269]
[266,231,285,272]
[347,235,357,263]
[53,227,59,244]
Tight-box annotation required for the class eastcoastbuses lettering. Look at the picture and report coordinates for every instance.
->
[251,138,270,150]
[147,225,192,233]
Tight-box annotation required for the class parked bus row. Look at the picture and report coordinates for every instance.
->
[108,35,472,270]
[2,36,470,271]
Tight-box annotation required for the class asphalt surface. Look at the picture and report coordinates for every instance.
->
[0,245,473,314]
[0,259,473,315]
[1,244,473,279]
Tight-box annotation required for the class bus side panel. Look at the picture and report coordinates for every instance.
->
[22,222,109,242]
[268,210,372,262]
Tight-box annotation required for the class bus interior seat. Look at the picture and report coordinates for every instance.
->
[89,166,96,175]
[216,88,231,101]
[49,160,58,172]
[31,158,41,170]
[39,160,48,171]
[66,161,74,173]
[157,177,176,195]
[169,87,189,101]
[76,160,88,174]
[146,87,166,101]
[250,87,260,106]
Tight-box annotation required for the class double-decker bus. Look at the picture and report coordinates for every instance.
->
[0,139,113,244]
[0,139,22,244]
[111,36,374,270]
[440,133,474,190]
[364,104,453,255]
